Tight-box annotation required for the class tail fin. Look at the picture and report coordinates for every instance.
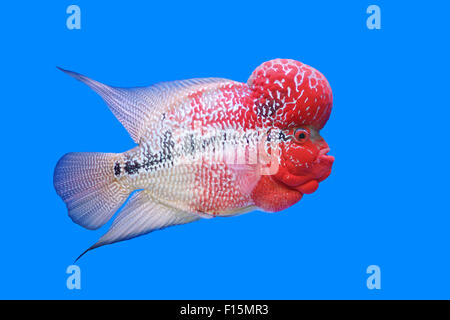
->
[53,152,130,230]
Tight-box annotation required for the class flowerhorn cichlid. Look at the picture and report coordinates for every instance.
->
[53,59,334,259]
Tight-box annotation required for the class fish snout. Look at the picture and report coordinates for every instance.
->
[312,148,334,182]
[318,147,330,156]
[275,148,334,194]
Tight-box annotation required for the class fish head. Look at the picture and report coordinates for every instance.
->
[247,59,334,212]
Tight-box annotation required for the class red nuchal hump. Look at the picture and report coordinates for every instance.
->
[247,59,333,129]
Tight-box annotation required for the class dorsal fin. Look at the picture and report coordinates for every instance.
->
[58,67,229,143]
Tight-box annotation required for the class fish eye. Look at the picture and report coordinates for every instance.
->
[293,128,310,144]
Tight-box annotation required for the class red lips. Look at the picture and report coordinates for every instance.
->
[277,153,334,194]
[295,180,319,194]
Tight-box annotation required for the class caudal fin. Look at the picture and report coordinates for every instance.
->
[53,152,129,230]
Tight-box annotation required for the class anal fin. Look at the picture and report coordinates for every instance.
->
[77,190,199,260]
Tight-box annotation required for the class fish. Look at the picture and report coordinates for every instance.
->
[53,59,334,258]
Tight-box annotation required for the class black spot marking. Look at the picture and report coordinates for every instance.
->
[114,162,121,177]
[278,131,289,141]
[160,131,175,166]
[126,130,176,174]
[183,134,196,155]
[201,135,218,153]
[124,160,141,175]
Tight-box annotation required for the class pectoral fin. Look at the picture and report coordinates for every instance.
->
[228,163,262,196]
[76,190,200,260]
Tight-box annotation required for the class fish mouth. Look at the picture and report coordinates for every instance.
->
[276,151,334,195]
[280,177,322,195]
[294,179,320,194]
[318,147,331,157]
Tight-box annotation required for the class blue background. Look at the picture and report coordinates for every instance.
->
[0,1,449,299]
